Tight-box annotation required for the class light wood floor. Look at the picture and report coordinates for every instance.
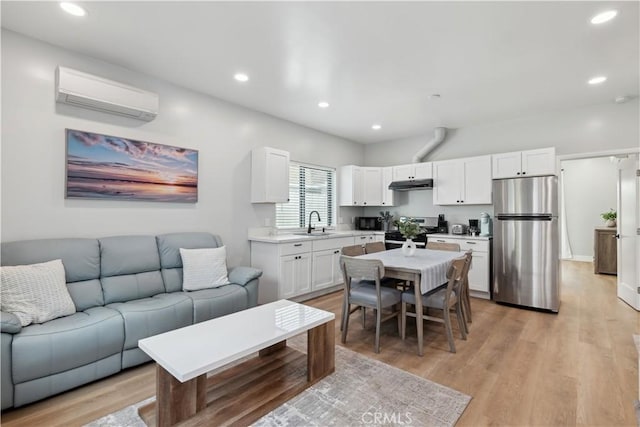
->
[1,261,638,426]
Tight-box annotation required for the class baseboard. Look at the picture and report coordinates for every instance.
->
[561,255,593,262]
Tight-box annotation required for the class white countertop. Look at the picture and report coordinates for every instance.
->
[429,233,492,241]
[249,230,384,243]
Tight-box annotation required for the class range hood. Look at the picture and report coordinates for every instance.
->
[388,178,433,191]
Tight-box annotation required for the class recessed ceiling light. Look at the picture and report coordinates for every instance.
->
[591,10,617,24]
[588,76,607,85]
[318,101,330,108]
[60,2,86,17]
[371,124,382,130]
[234,73,249,82]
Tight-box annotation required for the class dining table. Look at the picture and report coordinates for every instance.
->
[357,248,462,356]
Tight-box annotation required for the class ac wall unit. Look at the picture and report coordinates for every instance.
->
[55,66,158,121]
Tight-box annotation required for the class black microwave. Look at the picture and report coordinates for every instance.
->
[355,217,382,231]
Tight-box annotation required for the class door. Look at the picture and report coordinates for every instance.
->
[295,253,312,295]
[492,151,522,179]
[265,148,290,202]
[279,255,297,299]
[362,167,382,206]
[461,155,492,204]
[413,162,433,179]
[312,249,336,290]
[493,216,559,311]
[522,148,556,176]
[433,160,460,205]
[352,167,364,206]
[616,154,639,310]
[381,167,395,206]
[467,251,489,292]
[393,164,414,181]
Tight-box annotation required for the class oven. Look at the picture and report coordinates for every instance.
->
[384,232,428,250]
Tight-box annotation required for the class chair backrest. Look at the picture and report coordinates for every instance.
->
[426,242,460,251]
[342,244,365,256]
[340,255,385,299]
[443,255,470,307]
[364,241,386,254]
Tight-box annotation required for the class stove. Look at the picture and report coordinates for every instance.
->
[384,216,439,249]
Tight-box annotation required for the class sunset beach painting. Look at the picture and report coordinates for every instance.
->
[66,129,198,202]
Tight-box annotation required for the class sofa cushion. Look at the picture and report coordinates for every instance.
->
[157,233,223,292]
[1,260,76,326]
[183,284,248,324]
[11,307,124,384]
[99,236,165,303]
[180,246,229,291]
[106,293,192,351]
[1,238,103,310]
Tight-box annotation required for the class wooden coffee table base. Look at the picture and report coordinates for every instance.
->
[139,319,335,427]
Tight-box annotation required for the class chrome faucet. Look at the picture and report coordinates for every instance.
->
[307,211,321,234]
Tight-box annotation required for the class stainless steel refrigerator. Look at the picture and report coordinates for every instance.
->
[493,176,559,312]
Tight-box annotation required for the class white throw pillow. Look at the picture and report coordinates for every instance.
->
[180,246,229,291]
[0,259,76,327]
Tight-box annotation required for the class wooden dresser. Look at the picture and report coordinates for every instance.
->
[593,227,617,275]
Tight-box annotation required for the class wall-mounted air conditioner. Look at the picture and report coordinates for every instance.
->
[55,66,159,121]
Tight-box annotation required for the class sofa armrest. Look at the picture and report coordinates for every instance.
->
[1,312,22,334]
[228,266,262,287]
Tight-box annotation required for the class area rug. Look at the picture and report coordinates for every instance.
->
[86,341,471,427]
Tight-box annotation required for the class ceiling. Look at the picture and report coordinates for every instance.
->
[1,1,638,144]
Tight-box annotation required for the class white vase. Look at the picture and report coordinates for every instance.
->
[401,238,416,257]
[605,219,616,227]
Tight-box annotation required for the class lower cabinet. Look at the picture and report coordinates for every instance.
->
[427,236,492,299]
[279,253,312,299]
[251,235,359,304]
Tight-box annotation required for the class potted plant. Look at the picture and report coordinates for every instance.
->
[378,211,394,232]
[394,218,420,256]
[601,209,617,227]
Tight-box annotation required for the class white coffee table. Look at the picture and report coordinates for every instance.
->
[138,299,335,426]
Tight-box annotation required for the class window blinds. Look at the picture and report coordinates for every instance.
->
[276,162,335,229]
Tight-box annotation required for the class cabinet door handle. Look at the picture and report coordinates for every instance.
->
[436,239,445,242]
[465,241,477,244]
[294,243,302,247]
[522,171,526,175]
[517,172,521,175]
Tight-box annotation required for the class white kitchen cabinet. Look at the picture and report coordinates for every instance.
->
[279,253,311,299]
[392,162,432,181]
[340,165,388,206]
[433,155,492,205]
[312,236,354,291]
[381,167,395,206]
[362,167,382,206]
[427,235,491,298]
[312,249,342,291]
[492,147,556,179]
[251,147,290,203]
[251,236,356,304]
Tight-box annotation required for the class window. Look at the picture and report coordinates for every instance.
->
[276,162,335,229]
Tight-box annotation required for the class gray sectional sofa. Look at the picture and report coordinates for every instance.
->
[0,232,262,410]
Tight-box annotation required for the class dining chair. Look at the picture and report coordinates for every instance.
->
[426,242,460,251]
[425,242,472,328]
[364,241,386,254]
[342,244,365,257]
[400,254,469,353]
[340,255,402,353]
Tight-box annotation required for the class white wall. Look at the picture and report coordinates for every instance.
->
[0,30,364,267]
[364,97,638,222]
[365,100,639,166]
[561,157,618,260]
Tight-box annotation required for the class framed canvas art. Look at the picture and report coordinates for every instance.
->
[65,129,198,202]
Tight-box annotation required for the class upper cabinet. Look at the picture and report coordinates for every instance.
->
[339,165,393,206]
[251,147,290,203]
[492,147,556,179]
[433,155,492,205]
[392,162,432,181]
[381,167,395,206]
